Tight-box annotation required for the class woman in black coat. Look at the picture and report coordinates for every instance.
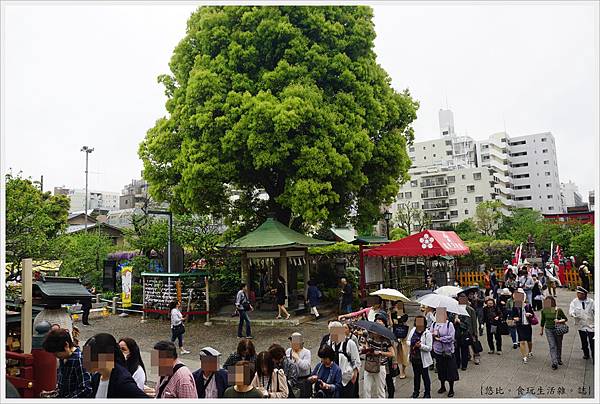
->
[84,333,149,398]
[482,297,503,354]
[273,276,290,320]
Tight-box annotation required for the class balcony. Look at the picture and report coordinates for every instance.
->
[428,213,450,222]
[422,202,450,210]
[421,191,449,199]
[420,179,448,188]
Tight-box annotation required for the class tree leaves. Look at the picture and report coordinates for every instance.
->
[140,6,417,231]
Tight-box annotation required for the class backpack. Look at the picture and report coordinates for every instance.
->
[158,363,186,398]
[330,338,351,365]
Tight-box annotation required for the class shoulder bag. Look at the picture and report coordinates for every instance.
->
[554,308,569,335]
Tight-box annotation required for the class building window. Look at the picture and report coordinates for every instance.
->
[541,137,547,142]
[547,195,553,199]
[433,154,436,157]
[449,199,457,206]
[482,155,490,161]
[511,162,529,168]
[450,210,458,217]
[424,156,427,160]
[467,185,475,192]
[461,174,466,180]
[423,146,426,150]
[548,206,553,210]
[412,202,419,208]
[409,146,415,152]
[546,183,551,187]
[446,151,453,155]
[544,160,549,164]
[545,172,551,176]
[398,193,404,199]
[513,173,530,179]
[509,140,526,146]
[515,196,533,201]
[463,197,468,203]
[447,176,455,183]
[449,187,455,195]
[542,149,548,153]
[432,144,435,148]
[464,209,469,215]
[473,172,482,180]
[510,151,527,157]
[442,131,448,136]
[475,196,484,203]
[411,180,418,187]
[445,140,452,146]
[514,185,531,190]
[405,192,412,198]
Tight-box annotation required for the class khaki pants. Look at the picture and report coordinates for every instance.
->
[364,365,387,398]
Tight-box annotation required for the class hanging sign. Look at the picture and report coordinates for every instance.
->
[121,266,133,308]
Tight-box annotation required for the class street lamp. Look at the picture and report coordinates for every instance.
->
[80,146,94,232]
[383,209,393,240]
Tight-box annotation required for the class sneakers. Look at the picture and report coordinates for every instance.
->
[496,351,502,355]
[513,343,518,349]
[522,357,528,363]
[488,350,495,354]
[246,336,254,339]
[551,364,558,370]
[448,391,455,398]
[180,349,190,355]
[474,357,480,365]
[558,360,563,365]
[286,314,291,320]
[527,352,533,358]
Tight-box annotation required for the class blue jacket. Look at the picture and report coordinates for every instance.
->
[307,285,321,307]
[90,363,149,398]
[311,361,342,398]
[192,368,228,399]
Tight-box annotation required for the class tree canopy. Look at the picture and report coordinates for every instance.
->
[139,6,418,232]
[5,173,70,280]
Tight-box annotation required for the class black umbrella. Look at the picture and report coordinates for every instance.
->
[462,285,479,294]
[354,320,396,341]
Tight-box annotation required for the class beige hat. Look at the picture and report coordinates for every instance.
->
[500,288,512,296]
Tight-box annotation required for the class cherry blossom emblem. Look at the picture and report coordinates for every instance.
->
[419,234,435,249]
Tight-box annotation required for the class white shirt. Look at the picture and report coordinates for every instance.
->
[569,297,594,332]
[171,308,183,327]
[406,327,433,368]
[285,347,312,377]
[203,372,218,399]
[132,366,145,391]
[95,379,109,398]
[327,337,360,386]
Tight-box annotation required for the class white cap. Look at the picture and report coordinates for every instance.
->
[199,347,221,357]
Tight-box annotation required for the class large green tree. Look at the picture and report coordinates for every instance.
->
[5,173,70,280]
[57,233,115,289]
[139,6,418,231]
[474,200,505,237]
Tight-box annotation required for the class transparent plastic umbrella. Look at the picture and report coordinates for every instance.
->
[417,293,470,316]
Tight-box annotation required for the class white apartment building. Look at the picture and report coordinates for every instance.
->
[393,109,563,230]
[55,188,120,213]
[560,181,584,210]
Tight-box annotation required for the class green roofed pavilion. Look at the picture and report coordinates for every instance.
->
[220,217,333,311]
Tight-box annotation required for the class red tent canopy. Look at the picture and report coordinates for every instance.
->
[365,230,470,257]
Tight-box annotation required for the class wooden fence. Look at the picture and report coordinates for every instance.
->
[456,269,582,289]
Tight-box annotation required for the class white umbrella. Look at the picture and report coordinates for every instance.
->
[370,288,411,302]
[433,285,464,298]
[417,293,470,316]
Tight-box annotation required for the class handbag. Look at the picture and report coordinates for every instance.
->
[554,323,569,335]
[172,323,185,335]
[529,312,539,326]
[364,354,380,373]
[506,319,515,327]
[472,340,483,354]
[387,361,401,378]
[498,322,510,335]
[490,325,497,334]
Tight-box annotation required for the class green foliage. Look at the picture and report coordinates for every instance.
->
[394,202,431,234]
[57,233,115,290]
[5,173,69,280]
[308,242,358,256]
[389,227,408,240]
[569,224,594,263]
[496,208,543,244]
[139,6,418,232]
[474,200,505,237]
[463,239,515,269]
[124,213,220,269]
[131,283,143,304]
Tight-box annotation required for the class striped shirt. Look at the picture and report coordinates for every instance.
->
[57,347,92,398]
[155,360,198,398]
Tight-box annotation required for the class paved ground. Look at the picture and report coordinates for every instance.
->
[77,287,595,398]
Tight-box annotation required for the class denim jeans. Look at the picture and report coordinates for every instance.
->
[545,328,563,365]
[237,310,252,337]
[510,327,518,344]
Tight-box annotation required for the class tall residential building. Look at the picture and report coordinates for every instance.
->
[560,181,584,211]
[393,109,563,229]
[589,190,595,211]
[54,187,120,213]
[120,178,150,210]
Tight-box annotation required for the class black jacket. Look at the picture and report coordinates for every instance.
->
[90,363,149,398]
[192,368,228,398]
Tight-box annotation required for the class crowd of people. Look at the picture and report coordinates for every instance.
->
[37,258,594,400]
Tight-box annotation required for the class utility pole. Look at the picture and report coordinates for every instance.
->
[81,146,94,232]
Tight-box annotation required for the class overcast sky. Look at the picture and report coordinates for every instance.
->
[3,1,598,199]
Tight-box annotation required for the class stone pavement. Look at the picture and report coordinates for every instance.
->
[77,287,595,398]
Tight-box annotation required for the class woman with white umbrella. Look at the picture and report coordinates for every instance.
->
[430,307,459,398]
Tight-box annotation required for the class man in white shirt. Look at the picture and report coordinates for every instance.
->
[325,321,361,398]
[569,287,595,360]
